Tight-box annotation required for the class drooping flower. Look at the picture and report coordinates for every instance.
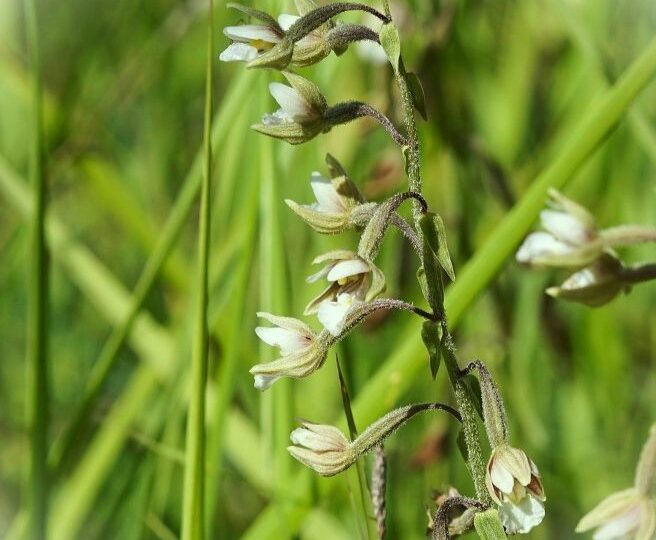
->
[304,250,385,333]
[285,171,371,234]
[546,253,626,307]
[516,189,603,268]
[287,422,353,476]
[219,4,288,64]
[250,312,328,390]
[485,444,546,534]
[219,3,331,69]
[575,488,655,540]
[251,72,327,144]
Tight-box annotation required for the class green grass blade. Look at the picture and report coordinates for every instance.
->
[23,0,49,536]
[181,1,214,538]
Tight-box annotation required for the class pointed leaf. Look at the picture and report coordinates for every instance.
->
[421,320,442,379]
[379,22,401,72]
[406,71,428,120]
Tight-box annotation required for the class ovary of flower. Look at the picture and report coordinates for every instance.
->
[262,82,320,125]
[485,445,546,534]
[219,14,298,63]
[576,488,655,540]
[250,312,327,390]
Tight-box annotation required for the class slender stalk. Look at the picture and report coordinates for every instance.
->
[621,263,656,285]
[24,0,49,536]
[386,10,491,500]
[181,1,213,537]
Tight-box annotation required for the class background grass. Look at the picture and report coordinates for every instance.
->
[1,0,656,538]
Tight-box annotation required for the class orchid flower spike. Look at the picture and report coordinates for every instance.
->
[251,72,328,144]
[516,189,603,268]
[576,424,656,540]
[485,444,547,534]
[304,250,385,335]
[250,312,330,390]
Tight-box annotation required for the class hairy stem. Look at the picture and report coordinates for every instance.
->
[621,263,656,285]
[388,14,491,501]
[286,2,389,42]
[325,101,408,146]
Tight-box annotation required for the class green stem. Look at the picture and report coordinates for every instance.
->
[390,17,489,500]
[24,0,49,536]
[181,1,213,538]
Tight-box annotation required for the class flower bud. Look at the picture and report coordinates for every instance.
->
[288,403,460,476]
[575,488,655,540]
[285,171,371,234]
[485,444,546,534]
[304,250,386,334]
[517,189,603,268]
[546,253,626,307]
[251,72,328,145]
[250,312,329,390]
[287,422,353,476]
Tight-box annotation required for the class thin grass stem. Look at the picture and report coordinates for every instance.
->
[24,0,49,536]
[181,1,213,537]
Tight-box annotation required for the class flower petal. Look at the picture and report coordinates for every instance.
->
[576,489,641,533]
[253,374,279,391]
[592,504,642,540]
[277,13,300,31]
[223,24,281,43]
[219,42,259,62]
[317,295,357,336]
[541,209,590,246]
[326,258,370,282]
[256,312,312,335]
[268,82,314,122]
[310,172,345,213]
[255,327,311,355]
[490,459,515,494]
[499,495,545,534]
[516,231,572,264]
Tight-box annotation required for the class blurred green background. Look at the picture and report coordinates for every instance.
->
[1,0,656,538]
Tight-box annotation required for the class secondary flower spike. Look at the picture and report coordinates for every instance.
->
[516,189,603,268]
[250,312,329,390]
[304,250,385,335]
[485,444,546,534]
